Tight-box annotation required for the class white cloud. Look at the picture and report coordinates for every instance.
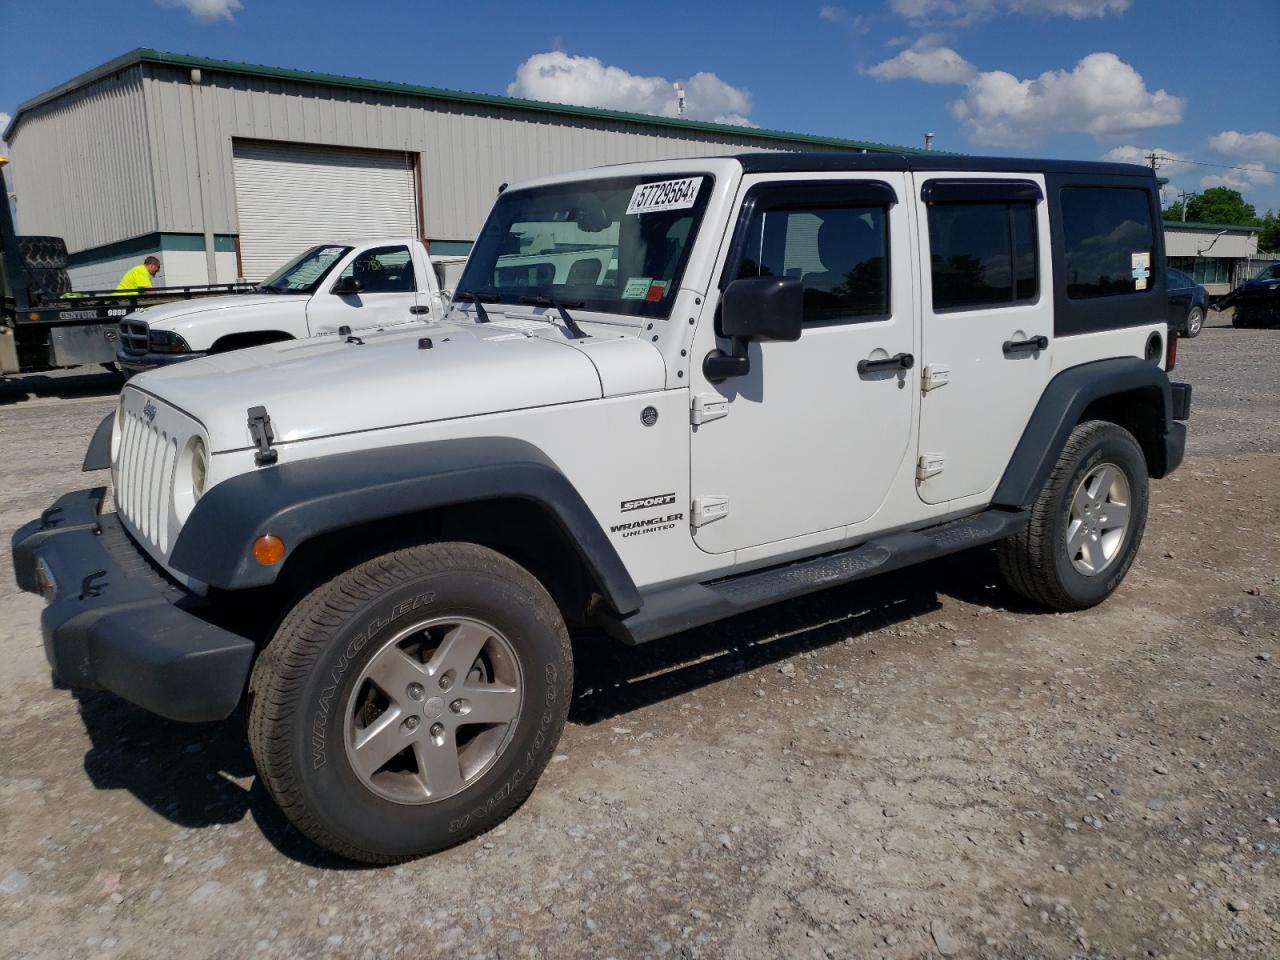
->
[867,35,977,84]
[155,0,242,23]
[508,52,755,127]
[1200,163,1275,193]
[1208,129,1280,166]
[889,0,1129,23]
[869,46,1183,146]
[819,5,870,32]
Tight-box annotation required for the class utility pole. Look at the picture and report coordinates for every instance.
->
[1176,190,1194,222]
[1145,152,1159,172]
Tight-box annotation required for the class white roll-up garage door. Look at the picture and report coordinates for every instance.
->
[232,140,420,282]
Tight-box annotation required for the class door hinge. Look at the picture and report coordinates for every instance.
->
[691,393,729,425]
[922,363,950,392]
[916,453,945,482]
[691,495,729,527]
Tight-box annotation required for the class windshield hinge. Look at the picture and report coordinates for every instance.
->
[690,393,729,426]
[247,406,278,467]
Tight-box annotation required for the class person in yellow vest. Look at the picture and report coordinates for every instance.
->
[116,256,161,292]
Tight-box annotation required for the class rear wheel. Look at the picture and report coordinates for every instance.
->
[247,542,572,863]
[998,420,1148,611]
[1184,305,1204,337]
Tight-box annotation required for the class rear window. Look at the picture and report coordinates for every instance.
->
[926,201,1037,310]
[1061,187,1155,299]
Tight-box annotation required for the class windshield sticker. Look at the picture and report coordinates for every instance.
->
[626,177,703,215]
[622,277,653,299]
[645,280,668,302]
[318,246,346,257]
[1131,251,1151,291]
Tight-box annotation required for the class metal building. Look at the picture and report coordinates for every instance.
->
[3,49,914,289]
[1163,221,1262,296]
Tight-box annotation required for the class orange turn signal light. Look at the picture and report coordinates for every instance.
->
[252,534,286,565]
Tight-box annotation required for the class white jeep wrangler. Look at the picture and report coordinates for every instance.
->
[115,239,463,374]
[14,152,1191,863]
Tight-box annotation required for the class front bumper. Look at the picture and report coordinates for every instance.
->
[115,349,207,375]
[11,488,255,723]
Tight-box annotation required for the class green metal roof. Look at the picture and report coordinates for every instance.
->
[1162,220,1261,233]
[5,48,926,155]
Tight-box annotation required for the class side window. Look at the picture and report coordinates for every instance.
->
[735,204,889,322]
[927,202,1037,310]
[335,245,416,294]
[1061,187,1155,299]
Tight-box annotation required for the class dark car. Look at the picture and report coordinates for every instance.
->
[1166,267,1209,337]
[1221,262,1280,329]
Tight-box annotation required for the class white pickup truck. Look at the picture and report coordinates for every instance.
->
[115,239,463,373]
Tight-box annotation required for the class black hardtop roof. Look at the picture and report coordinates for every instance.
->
[730,151,1154,179]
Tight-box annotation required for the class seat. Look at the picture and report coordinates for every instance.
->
[802,215,877,295]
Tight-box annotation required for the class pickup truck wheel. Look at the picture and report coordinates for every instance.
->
[1184,305,1204,337]
[997,420,1148,611]
[247,542,572,863]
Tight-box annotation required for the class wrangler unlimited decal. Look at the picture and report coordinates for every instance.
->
[611,512,684,537]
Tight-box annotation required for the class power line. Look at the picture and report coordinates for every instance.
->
[1151,154,1276,177]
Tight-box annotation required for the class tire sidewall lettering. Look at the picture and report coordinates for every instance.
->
[309,590,436,771]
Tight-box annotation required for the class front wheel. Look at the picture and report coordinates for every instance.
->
[247,542,572,863]
[1184,305,1204,337]
[998,420,1149,611]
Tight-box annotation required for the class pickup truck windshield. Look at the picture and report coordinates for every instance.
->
[456,174,714,321]
[259,245,352,293]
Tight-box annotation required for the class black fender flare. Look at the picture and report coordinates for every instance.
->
[82,412,114,471]
[993,357,1178,509]
[169,437,642,615]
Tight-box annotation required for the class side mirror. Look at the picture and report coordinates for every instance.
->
[721,276,803,342]
[704,276,803,382]
[332,276,362,295]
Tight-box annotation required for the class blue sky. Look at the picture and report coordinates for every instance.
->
[2,0,1278,215]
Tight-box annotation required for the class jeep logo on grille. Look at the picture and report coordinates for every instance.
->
[142,400,157,422]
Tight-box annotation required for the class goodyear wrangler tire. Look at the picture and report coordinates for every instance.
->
[247,542,572,863]
[997,420,1149,612]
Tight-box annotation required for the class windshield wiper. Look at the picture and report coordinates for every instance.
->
[519,295,589,339]
[453,290,496,323]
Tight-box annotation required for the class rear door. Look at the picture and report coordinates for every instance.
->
[306,244,423,336]
[914,174,1053,504]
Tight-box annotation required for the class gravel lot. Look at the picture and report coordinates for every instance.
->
[1,315,1276,960]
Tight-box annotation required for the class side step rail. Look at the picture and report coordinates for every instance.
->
[611,508,1028,645]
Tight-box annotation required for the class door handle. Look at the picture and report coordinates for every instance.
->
[857,352,914,375]
[409,305,430,315]
[1002,335,1049,355]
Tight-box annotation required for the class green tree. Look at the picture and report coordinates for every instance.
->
[1259,210,1280,253]
[1184,187,1259,226]
[1162,199,1186,221]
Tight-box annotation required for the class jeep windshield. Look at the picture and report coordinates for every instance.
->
[258,245,352,293]
[456,174,714,321]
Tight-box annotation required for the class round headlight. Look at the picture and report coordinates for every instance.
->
[191,437,207,500]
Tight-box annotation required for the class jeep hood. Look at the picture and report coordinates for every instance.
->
[133,293,309,329]
[132,319,664,452]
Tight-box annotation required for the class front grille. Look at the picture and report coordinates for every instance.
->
[119,319,149,355]
[116,406,179,553]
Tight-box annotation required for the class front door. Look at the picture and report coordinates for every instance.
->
[306,244,423,336]
[913,174,1054,505]
[689,173,916,555]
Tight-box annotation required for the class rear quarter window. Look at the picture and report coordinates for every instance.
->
[1061,187,1155,299]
